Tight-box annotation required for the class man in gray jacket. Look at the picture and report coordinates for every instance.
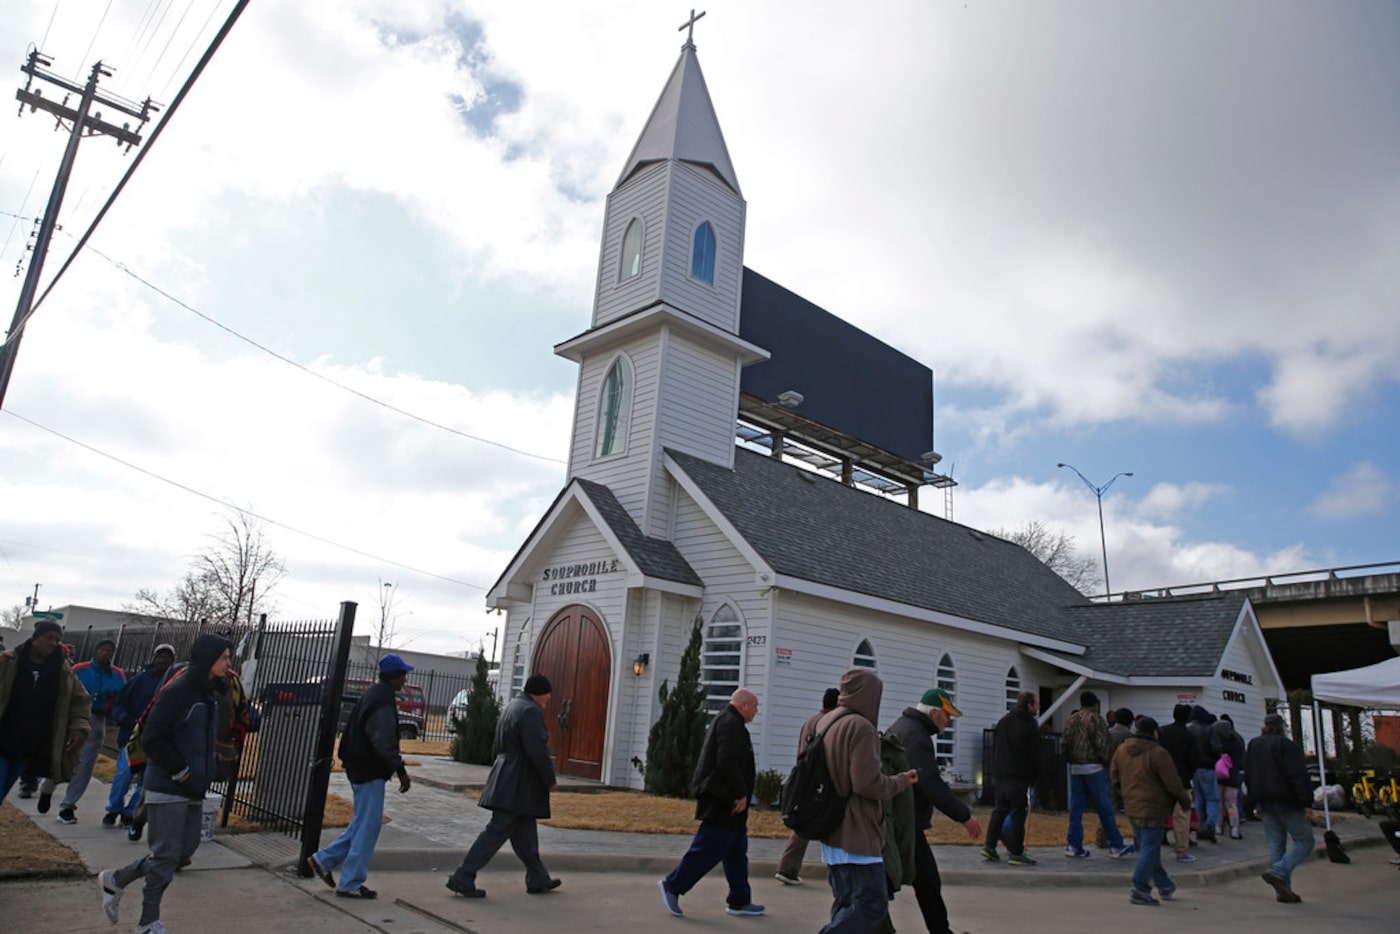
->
[446,673,559,898]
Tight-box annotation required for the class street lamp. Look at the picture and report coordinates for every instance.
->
[1057,463,1133,598]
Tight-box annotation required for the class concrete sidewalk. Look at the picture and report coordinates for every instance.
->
[2,756,1391,933]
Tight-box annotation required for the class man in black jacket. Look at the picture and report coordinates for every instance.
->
[306,654,413,899]
[447,673,559,899]
[659,688,764,918]
[99,634,232,934]
[982,690,1040,866]
[888,688,982,934]
[1156,703,1196,862]
[1243,714,1314,903]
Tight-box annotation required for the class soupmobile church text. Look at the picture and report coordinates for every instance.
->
[487,29,1282,789]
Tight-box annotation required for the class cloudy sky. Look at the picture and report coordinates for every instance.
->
[2,1,1396,656]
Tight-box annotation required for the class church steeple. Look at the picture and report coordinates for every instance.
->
[616,41,741,197]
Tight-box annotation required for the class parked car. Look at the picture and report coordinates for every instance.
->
[340,678,426,740]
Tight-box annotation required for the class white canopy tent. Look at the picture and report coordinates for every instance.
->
[1310,655,1400,829]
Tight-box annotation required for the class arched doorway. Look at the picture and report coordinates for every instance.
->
[532,604,611,780]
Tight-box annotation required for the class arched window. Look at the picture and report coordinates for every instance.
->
[690,221,716,284]
[510,622,531,698]
[853,638,876,669]
[1005,665,1021,712]
[619,218,644,280]
[935,653,957,768]
[594,355,632,457]
[701,605,743,714]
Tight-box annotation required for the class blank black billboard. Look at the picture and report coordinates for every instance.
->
[737,268,933,463]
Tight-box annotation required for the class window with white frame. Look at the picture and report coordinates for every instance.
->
[935,653,957,768]
[510,622,531,698]
[620,218,644,280]
[691,221,716,284]
[701,605,742,714]
[1005,665,1021,712]
[853,638,876,669]
[594,355,632,458]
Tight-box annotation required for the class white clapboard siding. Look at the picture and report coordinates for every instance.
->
[592,162,671,327]
[657,163,746,333]
[569,336,662,520]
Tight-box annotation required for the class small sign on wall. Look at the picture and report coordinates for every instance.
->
[775,647,792,666]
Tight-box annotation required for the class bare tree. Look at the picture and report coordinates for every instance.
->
[127,508,285,626]
[992,520,1101,595]
[2,604,23,630]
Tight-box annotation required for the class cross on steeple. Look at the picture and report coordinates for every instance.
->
[679,9,706,49]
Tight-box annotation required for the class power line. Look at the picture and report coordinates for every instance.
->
[85,245,567,465]
[3,408,491,592]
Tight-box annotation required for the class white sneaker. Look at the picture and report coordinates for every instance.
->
[98,869,123,924]
[137,922,169,934]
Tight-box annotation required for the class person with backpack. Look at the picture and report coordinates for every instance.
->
[658,687,765,918]
[98,634,233,934]
[305,654,413,899]
[105,644,176,830]
[887,686,978,934]
[775,686,840,886]
[818,668,917,933]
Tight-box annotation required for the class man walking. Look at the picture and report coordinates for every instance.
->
[888,686,979,933]
[105,644,176,829]
[447,673,560,899]
[1110,716,1192,906]
[776,686,840,886]
[41,638,125,823]
[1062,691,1134,859]
[306,654,413,899]
[658,687,765,918]
[1186,705,1222,842]
[1156,703,1196,862]
[1242,713,1315,903]
[818,668,917,932]
[0,619,90,804]
[99,634,233,934]
[981,690,1040,866]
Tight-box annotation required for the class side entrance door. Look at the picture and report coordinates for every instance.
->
[532,604,611,780]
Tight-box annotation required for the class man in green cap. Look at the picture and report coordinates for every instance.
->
[888,687,982,934]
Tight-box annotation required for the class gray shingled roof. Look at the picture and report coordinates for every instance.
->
[575,479,703,587]
[1049,592,1249,678]
[668,447,1091,644]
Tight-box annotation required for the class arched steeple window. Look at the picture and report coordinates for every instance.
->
[853,639,876,669]
[619,218,644,280]
[690,221,716,285]
[594,355,632,458]
[935,653,957,768]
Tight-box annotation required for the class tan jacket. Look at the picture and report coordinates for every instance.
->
[0,645,91,781]
[1110,734,1191,825]
[820,668,910,856]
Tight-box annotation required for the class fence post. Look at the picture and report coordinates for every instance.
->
[298,601,357,876]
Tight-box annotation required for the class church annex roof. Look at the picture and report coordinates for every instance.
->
[575,478,703,587]
[616,43,741,196]
[1047,592,1250,679]
[667,447,1089,644]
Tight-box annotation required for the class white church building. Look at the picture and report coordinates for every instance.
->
[487,32,1282,790]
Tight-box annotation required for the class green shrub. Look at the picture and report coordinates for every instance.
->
[753,768,784,811]
[643,617,708,797]
[450,653,500,765]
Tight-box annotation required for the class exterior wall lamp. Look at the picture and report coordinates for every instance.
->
[633,653,650,677]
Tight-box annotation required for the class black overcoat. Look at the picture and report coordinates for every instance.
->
[479,694,556,818]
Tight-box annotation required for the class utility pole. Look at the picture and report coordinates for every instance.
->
[0,52,157,409]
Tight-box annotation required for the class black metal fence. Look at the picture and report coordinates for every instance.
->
[341,660,475,744]
[980,728,1067,811]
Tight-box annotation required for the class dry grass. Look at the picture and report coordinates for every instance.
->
[0,801,88,878]
[480,790,1121,846]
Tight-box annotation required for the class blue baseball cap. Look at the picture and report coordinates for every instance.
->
[378,654,414,675]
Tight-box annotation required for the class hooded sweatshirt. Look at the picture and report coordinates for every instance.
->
[818,668,911,857]
[1110,733,1191,825]
[141,634,233,800]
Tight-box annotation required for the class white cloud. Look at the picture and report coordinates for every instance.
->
[1309,462,1397,520]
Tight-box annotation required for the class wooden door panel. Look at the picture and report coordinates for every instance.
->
[533,604,610,781]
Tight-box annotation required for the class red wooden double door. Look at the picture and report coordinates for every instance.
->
[531,604,612,780]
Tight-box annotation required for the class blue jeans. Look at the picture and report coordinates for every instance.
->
[1192,768,1220,831]
[0,757,27,804]
[664,822,751,908]
[1261,808,1314,886]
[1128,821,1173,895]
[1067,769,1124,851]
[107,748,142,817]
[821,861,888,933]
[315,779,385,893]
